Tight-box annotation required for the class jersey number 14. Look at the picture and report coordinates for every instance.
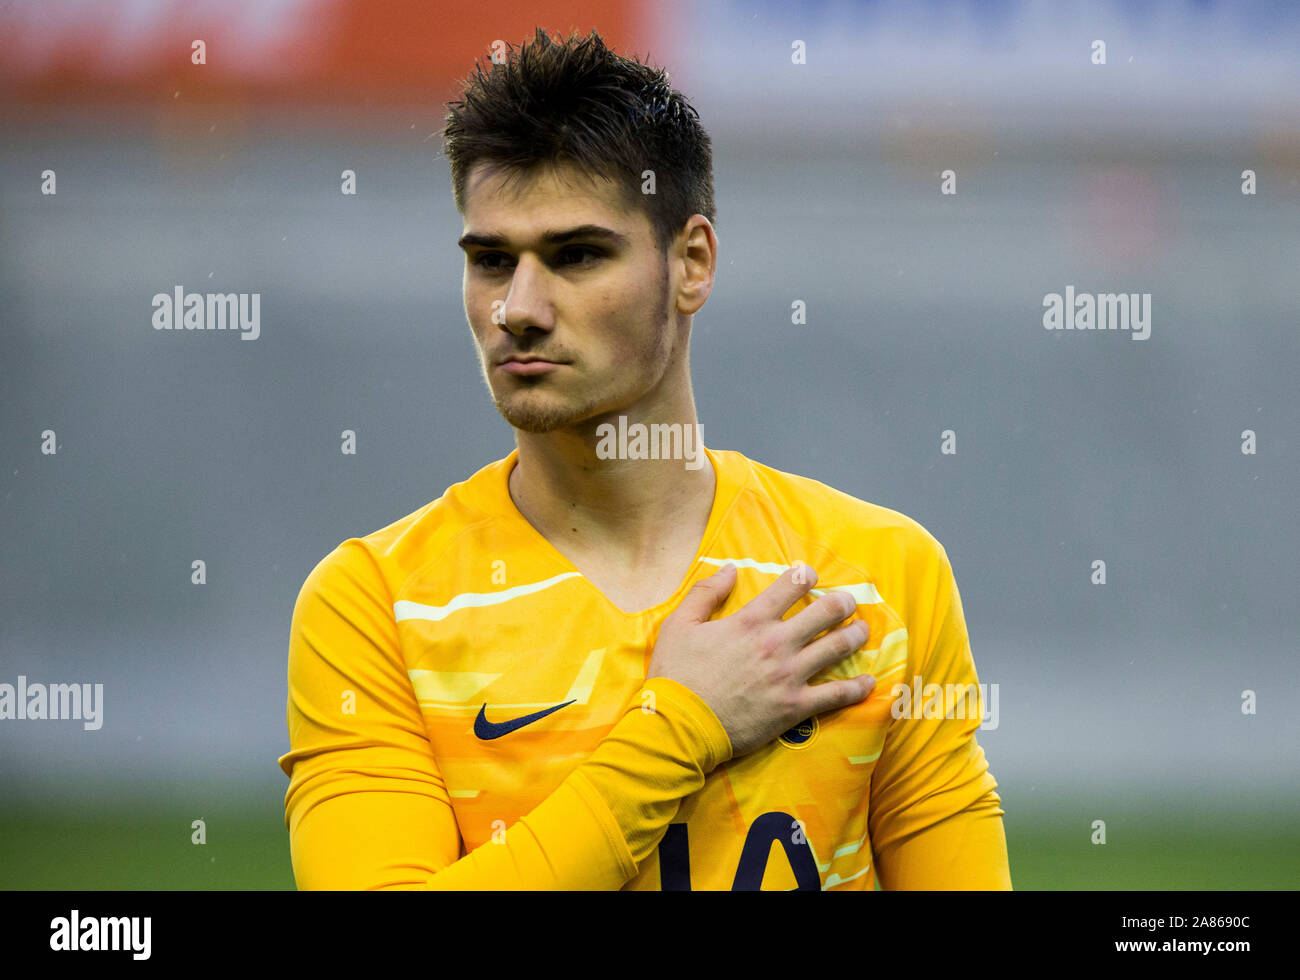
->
[657,811,821,890]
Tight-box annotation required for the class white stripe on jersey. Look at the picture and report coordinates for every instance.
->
[393,571,583,622]
[697,556,884,605]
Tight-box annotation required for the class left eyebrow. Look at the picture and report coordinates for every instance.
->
[457,224,631,252]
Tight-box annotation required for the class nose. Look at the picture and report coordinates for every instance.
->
[499,253,554,337]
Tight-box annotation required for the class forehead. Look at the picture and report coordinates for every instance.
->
[462,160,648,238]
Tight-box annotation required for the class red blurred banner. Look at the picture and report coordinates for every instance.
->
[1,0,645,107]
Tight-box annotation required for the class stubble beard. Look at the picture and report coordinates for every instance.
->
[493,384,601,434]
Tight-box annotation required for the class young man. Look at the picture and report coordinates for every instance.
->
[278,27,1010,890]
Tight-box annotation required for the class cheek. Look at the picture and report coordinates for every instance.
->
[463,289,493,344]
[605,282,660,353]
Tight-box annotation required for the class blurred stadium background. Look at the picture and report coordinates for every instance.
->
[2,0,1297,889]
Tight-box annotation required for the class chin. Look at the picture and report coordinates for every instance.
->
[494,393,593,434]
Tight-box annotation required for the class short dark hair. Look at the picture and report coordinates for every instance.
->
[442,27,716,254]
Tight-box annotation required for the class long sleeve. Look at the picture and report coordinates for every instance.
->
[277,540,732,890]
[868,543,1012,890]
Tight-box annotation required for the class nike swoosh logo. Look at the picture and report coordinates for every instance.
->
[474,700,575,740]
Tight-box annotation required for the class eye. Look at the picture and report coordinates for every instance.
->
[471,252,512,273]
[557,245,602,266]
[470,247,603,272]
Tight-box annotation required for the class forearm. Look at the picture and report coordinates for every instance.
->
[424,676,731,889]
[288,676,732,890]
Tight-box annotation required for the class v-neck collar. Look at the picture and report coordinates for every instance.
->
[487,445,747,618]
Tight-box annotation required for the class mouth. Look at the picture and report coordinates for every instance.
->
[498,356,566,376]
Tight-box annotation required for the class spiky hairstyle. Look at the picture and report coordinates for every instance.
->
[442,27,716,254]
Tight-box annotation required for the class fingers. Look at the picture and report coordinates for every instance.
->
[800,674,876,719]
[739,563,819,623]
[674,562,739,624]
[795,619,870,681]
[783,589,859,647]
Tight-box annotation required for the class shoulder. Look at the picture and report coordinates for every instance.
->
[719,448,950,575]
[714,449,956,638]
[298,452,514,601]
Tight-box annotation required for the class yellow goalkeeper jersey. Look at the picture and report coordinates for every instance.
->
[278,446,1010,890]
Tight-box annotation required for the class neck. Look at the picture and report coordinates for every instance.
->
[508,388,715,570]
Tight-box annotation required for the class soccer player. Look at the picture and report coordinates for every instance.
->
[278,27,1011,890]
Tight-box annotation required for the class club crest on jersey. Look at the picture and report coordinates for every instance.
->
[778,716,818,749]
